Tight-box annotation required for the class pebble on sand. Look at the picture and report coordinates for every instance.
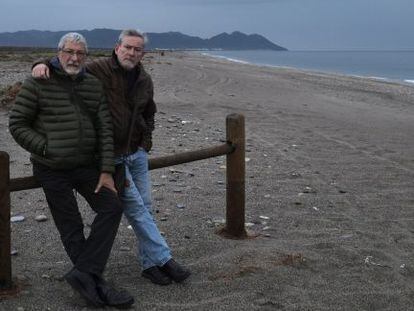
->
[35,215,48,222]
[11,215,25,222]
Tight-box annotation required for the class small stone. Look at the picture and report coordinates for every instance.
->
[245,222,255,227]
[11,215,25,223]
[35,215,48,222]
[160,231,165,236]
[160,217,168,221]
[213,219,225,226]
[17,307,25,311]
[264,194,271,198]
[11,249,18,256]
[219,165,226,169]
[120,246,131,252]
[127,225,133,230]
[173,189,182,193]
[176,204,185,209]
[41,274,50,279]
[217,181,224,185]
[339,189,347,194]
[262,226,271,231]
[259,215,270,220]
[245,157,251,162]
[312,206,319,211]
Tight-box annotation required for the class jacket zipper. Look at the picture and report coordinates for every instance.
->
[71,84,84,166]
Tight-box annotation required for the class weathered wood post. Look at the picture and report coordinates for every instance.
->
[220,114,247,238]
[0,151,12,289]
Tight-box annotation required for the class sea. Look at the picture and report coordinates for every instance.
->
[202,50,414,85]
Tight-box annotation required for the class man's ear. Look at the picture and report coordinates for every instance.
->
[114,44,120,55]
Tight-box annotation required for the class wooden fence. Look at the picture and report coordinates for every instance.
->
[0,113,246,290]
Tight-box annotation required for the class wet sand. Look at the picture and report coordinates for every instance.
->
[1,52,414,310]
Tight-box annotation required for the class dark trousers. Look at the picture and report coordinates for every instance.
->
[33,162,123,276]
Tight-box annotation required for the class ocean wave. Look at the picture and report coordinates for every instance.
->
[201,53,249,64]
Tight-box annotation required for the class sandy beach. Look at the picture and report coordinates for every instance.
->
[1,51,414,310]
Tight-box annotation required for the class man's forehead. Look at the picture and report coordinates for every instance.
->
[63,41,86,50]
[121,36,144,47]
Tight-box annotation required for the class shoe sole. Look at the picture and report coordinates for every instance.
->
[172,271,191,283]
[106,299,135,309]
[142,272,172,286]
[65,273,104,307]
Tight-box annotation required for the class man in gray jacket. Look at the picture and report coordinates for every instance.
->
[10,32,133,308]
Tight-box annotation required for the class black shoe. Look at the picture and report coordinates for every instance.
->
[64,268,104,307]
[142,266,172,285]
[96,277,134,309]
[159,259,191,283]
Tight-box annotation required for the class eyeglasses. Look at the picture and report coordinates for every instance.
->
[121,44,144,54]
[60,49,87,58]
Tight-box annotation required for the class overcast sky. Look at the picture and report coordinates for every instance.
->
[1,0,413,50]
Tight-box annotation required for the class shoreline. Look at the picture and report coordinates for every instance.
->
[198,50,414,87]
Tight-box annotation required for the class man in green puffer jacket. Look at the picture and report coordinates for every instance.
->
[9,32,134,309]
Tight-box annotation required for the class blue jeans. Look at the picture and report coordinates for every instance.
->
[115,148,171,270]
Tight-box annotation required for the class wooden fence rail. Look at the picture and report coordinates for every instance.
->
[0,113,246,290]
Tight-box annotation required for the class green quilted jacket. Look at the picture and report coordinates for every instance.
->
[9,64,115,172]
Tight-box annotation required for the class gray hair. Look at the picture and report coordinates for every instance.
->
[58,32,88,53]
[118,29,148,46]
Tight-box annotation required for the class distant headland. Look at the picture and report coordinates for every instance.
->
[0,29,287,51]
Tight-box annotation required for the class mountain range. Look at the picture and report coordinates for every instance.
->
[0,29,287,51]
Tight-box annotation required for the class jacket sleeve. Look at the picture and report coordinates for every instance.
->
[95,92,115,173]
[9,78,47,156]
[141,78,157,152]
[86,60,107,82]
[31,57,51,70]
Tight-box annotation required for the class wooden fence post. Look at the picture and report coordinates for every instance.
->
[221,114,247,238]
[0,151,12,289]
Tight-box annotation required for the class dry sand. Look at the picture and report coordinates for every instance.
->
[1,52,414,310]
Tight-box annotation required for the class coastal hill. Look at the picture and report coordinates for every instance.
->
[0,29,287,51]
